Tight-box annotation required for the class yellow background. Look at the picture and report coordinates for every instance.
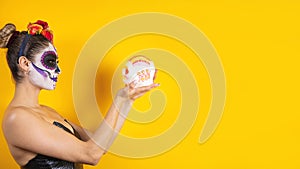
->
[1,0,300,168]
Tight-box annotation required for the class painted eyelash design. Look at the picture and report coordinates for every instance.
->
[41,51,58,70]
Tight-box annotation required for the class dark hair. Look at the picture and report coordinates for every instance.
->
[0,23,51,83]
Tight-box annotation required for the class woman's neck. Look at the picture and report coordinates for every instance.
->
[11,81,41,108]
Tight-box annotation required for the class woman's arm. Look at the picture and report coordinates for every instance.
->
[3,107,103,166]
[2,83,158,166]
[99,83,159,149]
[68,83,159,152]
[88,83,159,151]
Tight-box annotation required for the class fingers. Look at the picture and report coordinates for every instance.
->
[120,83,160,101]
[129,83,158,95]
[129,82,135,89]
[129,83,160,100]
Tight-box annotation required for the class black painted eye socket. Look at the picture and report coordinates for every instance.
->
[41,51,58,70]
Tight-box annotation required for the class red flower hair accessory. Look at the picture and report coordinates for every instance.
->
[27,20,53,43]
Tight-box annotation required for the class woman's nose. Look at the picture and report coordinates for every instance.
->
[55,66,61,74]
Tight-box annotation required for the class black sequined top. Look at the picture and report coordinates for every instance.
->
[21,120,83,169]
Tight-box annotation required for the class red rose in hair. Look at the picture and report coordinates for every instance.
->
[35,20,49,29]
[41,29,53,43]
[27,20,54,43]
[27,23,43,35]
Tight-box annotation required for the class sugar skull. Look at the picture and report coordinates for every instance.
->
[28,43,60,90]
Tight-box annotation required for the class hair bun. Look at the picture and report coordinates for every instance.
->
[0,23,16,48]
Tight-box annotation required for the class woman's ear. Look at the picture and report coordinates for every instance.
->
[18,56,30,72]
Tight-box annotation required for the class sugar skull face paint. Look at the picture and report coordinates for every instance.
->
[28,43,61,90]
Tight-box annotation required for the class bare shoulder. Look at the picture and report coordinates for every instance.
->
[3,106,38,126]
[2,106,39,133]
[40,104,56,111]
[40,105,64,119]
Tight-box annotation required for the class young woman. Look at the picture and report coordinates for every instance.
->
[0,20,158,169]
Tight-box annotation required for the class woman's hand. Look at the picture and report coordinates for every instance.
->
[116,82,160,101]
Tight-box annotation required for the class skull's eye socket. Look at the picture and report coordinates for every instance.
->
[41,51,58,70]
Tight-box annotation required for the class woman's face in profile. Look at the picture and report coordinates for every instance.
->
[28,43,61,90]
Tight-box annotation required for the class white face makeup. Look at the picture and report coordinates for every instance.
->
[28,43,61,90]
